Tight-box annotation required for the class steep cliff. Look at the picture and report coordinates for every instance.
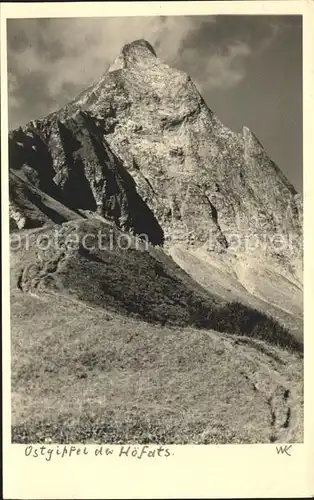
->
[9,109,164,244]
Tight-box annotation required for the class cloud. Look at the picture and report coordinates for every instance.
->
[255,22,280,53]
[207,41,252,88]
[180,40,252,93]
[7,17,219,127]
[7,16,282,128]
[8,72,21,109]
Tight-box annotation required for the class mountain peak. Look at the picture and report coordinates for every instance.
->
[123,39,157,57]
[108,39,157,72]
[9,35,303,314]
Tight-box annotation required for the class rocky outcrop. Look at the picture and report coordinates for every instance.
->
[9,109,164,244]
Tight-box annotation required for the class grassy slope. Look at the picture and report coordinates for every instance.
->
[10,170,83,229]
[168,244,303,340]
[10,219,303,443]
[11,289,303,444]
[11,219,303,352]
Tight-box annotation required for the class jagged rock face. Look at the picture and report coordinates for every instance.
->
[9,109,164,244]
[9,39,303,291]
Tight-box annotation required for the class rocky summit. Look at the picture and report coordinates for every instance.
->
[9,39,304,445]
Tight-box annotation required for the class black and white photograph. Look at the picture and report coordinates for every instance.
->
[6,12,304,448]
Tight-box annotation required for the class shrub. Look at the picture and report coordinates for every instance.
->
[197,301,303,353]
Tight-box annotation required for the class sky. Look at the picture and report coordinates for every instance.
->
[7,16,302,192]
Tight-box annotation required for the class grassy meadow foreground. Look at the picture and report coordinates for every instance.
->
[11,288,303,444]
